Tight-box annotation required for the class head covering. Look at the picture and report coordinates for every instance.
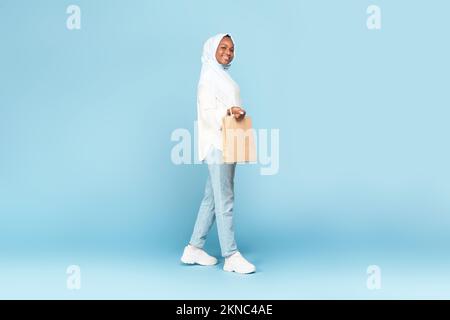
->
[198,33,241,108]
[201,33,233,70]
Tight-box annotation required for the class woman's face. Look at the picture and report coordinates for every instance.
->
[215,36,235,65]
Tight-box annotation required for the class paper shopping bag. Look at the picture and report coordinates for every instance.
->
[222,115,257,163]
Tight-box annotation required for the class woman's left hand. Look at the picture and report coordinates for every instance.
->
[230,106,246,120]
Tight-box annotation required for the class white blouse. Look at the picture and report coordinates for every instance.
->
[196,82,238,161]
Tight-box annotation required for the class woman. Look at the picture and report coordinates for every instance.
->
[180,33,256,274]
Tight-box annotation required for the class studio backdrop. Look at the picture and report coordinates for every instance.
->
[0,0,449,299]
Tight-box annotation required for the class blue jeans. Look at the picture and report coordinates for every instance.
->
[189,147,238,257]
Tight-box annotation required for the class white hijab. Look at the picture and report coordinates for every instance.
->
[198,33,241,108]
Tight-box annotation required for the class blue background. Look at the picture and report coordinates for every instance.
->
[1,0,449,298]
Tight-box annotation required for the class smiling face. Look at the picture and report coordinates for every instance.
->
[215,36,235,65]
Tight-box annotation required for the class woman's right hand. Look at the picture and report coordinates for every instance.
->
[230,106,246,120]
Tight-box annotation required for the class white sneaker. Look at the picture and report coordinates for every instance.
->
[180,244,218,266]
[223,252,256,274]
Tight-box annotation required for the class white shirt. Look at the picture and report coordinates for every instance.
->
[197,82,237,161]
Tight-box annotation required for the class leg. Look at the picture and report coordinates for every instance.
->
[189,174,216,249]
[207,148,238,257]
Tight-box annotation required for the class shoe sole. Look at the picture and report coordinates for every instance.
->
[223,265,256,274]
[181,255,217,266]
[180,256,196,264]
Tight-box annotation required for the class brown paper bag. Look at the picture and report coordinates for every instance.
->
[222,115,257,163]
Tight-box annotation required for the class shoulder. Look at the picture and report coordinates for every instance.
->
[198,74,217,94]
